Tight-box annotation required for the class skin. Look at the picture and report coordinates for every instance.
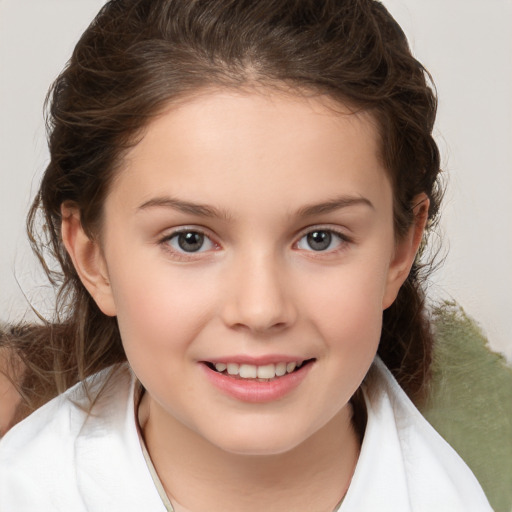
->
[62,88,427,512]
[0,348,23,437]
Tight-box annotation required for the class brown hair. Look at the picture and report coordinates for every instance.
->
[15,0,441,416]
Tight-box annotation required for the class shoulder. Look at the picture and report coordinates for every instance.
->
[342,357,493,511]
[0,346,23,436]
[0,388,82,509]
[0,364,140,511]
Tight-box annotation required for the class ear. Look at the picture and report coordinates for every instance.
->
[61,203,117,317]
[382,194,429,310]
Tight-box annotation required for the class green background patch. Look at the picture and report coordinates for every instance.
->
[420,302,512,512]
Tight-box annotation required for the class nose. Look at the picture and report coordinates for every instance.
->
[220,251,297,334]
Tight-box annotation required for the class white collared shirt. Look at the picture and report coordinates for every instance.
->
[0,358,492,511]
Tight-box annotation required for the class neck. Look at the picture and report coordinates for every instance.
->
[139,394,360,512]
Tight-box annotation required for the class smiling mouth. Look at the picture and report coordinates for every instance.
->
[203,359,315,381]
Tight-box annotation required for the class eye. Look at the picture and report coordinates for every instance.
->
[164,230,216,253]
[296,229,346,252]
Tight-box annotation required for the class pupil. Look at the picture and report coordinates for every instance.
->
[178,232,204,252]
[307,231,331,251]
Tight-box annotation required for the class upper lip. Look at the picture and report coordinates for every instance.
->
[202,355,313,365]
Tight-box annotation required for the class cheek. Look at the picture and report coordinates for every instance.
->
[298,257,390,348]
[106,252,218,356]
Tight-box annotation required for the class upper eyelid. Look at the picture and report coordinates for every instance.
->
[294,225,351,240]
[160,226,216,241]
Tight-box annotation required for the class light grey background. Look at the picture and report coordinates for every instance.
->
[1,0,511,361]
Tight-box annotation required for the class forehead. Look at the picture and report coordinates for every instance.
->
[109,88,390,217]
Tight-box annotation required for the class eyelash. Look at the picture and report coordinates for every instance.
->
[294,227,351,255]
[158,228,219,261]
[158,226,352,261]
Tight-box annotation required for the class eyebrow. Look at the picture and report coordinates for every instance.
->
[137,197,233,221]
[295,196,375,217]
[137,194,374,220]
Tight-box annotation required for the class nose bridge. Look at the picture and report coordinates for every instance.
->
[221,245,296,333]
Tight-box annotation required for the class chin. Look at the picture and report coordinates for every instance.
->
[205,425,311,457]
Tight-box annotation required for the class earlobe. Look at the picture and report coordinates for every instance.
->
[61,203,117,317]
[382,194,429,309]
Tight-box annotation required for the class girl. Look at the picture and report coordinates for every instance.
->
[0,0,493,510]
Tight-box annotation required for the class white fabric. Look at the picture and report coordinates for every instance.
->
[343,359,493,511]
[0,358,492,511]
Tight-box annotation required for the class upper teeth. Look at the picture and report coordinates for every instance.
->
[214,361,302,379]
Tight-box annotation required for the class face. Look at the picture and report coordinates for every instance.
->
[74,89,417,455]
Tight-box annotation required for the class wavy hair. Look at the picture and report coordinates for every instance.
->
[11,0,441,415]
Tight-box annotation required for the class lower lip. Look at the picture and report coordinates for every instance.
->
[200,362,313,403]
